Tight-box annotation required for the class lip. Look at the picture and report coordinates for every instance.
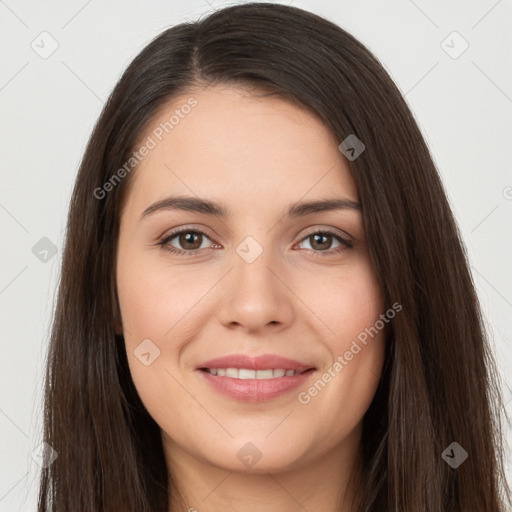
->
[196,353,316,402]
[196,353,315,373]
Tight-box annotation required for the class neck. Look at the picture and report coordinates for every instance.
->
[164,426,364,512]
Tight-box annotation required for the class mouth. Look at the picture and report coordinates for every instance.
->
[195,354,317,402]
[199,367,315,379]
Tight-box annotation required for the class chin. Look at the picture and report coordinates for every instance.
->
[199,437,310,475]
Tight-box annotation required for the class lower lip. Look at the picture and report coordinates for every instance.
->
[198,369,315,402]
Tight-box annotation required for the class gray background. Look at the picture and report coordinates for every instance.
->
[0,0,511,509]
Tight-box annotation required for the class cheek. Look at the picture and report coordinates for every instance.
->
[304,259,384,346]
[116,251,203,428]
[115,248,220,407]
[295,260,386,424]
[332,264,386,376]
[116,250,209,342]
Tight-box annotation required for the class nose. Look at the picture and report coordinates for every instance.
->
[215,240,295,334]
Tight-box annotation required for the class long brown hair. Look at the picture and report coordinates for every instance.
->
[38,3,511,510]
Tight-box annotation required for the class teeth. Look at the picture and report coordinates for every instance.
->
[206,368,302,379]
[239,369,256,379]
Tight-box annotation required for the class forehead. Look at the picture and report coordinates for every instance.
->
[122,84,359,216]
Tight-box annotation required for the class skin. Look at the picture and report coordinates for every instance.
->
[115,84,386,512]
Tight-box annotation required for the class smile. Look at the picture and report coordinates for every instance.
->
[203,368,306,379]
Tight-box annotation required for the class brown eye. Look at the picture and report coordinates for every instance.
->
[158,228,216,255]
[309,233,333,251]
[296,229,353,257]
[177,231,203,250]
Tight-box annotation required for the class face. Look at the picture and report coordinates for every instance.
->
[116,84,386,476]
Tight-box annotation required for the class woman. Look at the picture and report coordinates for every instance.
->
[38,2,511,511]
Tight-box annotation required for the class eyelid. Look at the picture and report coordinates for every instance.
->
[293,227,353,255]
[299,224,353,241]
[160,224,352,242]
[158,224,353,256]
[159,224,217,242]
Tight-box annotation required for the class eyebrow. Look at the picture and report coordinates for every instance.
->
[140,195,362,220]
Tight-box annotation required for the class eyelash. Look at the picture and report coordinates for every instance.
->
[157,226,353,258]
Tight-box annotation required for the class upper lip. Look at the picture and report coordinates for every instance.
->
[197,354,316,373]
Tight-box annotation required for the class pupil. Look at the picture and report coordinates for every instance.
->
[312,234,330,250]
[181,232,200,249]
